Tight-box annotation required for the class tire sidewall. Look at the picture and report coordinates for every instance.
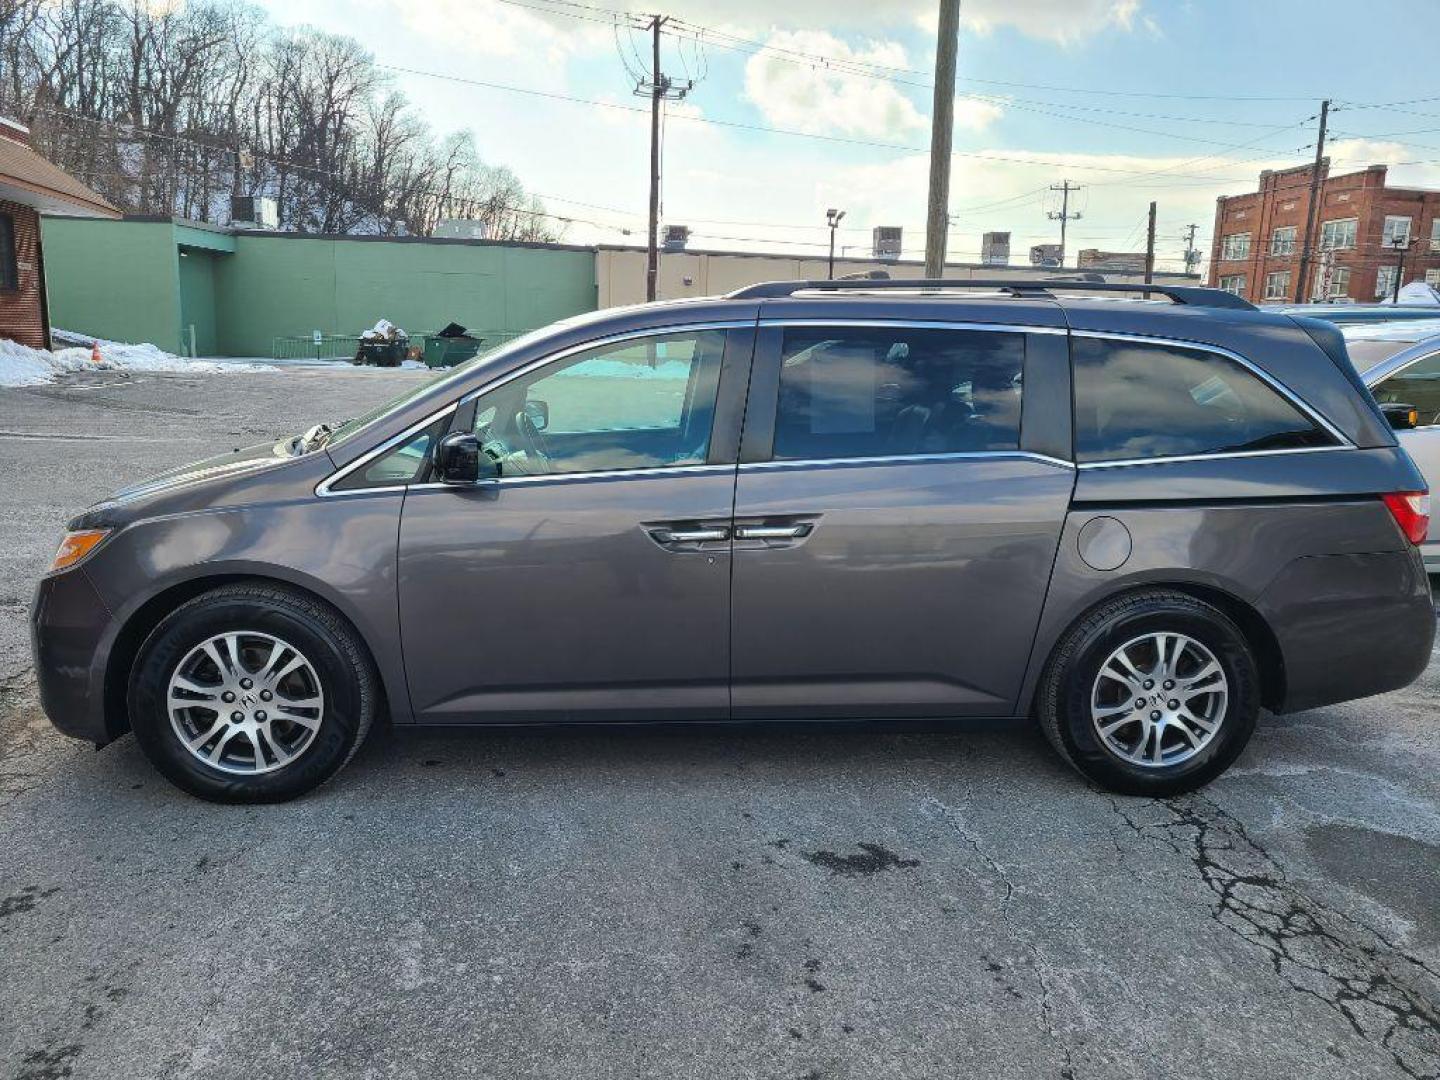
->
[129,596,364,802]
[1056,602,1259,795]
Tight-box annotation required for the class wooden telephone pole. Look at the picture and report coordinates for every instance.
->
[637,16,692,302]
[1144,201,1157,284]
[1294,99,1330,303]
[924,0,961,278]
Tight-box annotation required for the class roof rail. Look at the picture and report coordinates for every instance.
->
[726,278,1257,311]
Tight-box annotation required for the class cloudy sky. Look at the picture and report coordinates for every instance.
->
[249,0,1440,272]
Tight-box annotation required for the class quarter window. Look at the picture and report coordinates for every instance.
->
[0,213,16,291]
[1373,351,1440,427]
[772,326,1024,461]
[470,329,727,476]
[1072,337,1336,464]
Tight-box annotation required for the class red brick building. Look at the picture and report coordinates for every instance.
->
[1209,160,1440,305]
[0,117,118,349]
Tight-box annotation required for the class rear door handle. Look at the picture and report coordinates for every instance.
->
[734,523,813,540]
[650,526,729,543]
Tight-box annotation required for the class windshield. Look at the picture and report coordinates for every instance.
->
[1343,337,1432,374]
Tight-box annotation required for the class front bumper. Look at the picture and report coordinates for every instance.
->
[31,568,115,744]
[1260,548,1435,713]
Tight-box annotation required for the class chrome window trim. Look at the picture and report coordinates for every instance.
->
[405,462,738,492]
[316,321,752,496]
[757,317,1067,336]
[1077,444,1355,471]
[1070,328,1354,449]
[741,451,1075,472]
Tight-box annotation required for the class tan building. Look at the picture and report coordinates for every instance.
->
[595,244,1198,308]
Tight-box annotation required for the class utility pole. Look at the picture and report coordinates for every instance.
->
[1294,99,1330,303]
[1048,180,1082,267]
[924,0,960,279]
[634,15,692,302]
[1144,201,1157,285]
[1182,224,1201,276]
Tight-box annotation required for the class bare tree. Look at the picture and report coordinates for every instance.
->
[6,0,562,241]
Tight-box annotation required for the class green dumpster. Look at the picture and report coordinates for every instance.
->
[422,333,484,369]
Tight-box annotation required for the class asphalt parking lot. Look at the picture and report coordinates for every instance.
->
[1,368,1438,1080]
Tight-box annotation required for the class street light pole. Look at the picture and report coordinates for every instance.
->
[1392,236,1415,303]
[827,208,846,279]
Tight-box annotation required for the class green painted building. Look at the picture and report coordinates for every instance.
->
[40,216,599,357]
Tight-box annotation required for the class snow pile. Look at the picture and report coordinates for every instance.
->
[0,332,267,387]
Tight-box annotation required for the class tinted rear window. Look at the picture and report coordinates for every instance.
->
[1072,337,1336,463]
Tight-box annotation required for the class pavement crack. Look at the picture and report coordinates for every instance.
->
[1108,793,1440,1079]
[921,796,1077,1078]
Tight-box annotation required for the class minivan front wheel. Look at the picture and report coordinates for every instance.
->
[1037,590,1259,796]
[128,583,378,802]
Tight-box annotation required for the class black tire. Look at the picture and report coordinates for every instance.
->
[128,583,379,803]
[1036,590,1260,797]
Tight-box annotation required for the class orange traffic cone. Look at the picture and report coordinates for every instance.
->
[90,341,102,365]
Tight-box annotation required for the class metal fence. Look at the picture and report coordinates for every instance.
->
[272,335,366,362]
[271,330,528,363]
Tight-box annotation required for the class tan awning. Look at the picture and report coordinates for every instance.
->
[0,131,119,218]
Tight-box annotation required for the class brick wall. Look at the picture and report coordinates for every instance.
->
[1210,163,1440,304]
[0,197,47,349]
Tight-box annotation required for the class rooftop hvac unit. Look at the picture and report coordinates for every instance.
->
[872,226,902,262]
[231,195,278,230]
[663,225,691,252]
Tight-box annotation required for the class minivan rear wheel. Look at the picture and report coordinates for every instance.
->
[1037,590,1259,796]
[128,583,378,803]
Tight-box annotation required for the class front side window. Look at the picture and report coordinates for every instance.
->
[1373,351,1440,428]
[1269,226,1296,256]
[0,213,16,291]
[1218,274,1246,296]
[470,329,726,476]
[772,326,1024,461]
[1320,218,1358,250]
[1263,271,1291,300]
[1220,232,1250,261]
[1072,337,1336,464]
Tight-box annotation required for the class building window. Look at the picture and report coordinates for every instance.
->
[1220,232,1250,261]
[1425,268,1440,287]
[1314,265,1351,299]
[1431,219,1440,252]
[1319,218,1358,250]
[1269,226,1296,256]
[1376,265,1400,298]
[1263,271,1291,300]
[0,213,16,291]
[1383,215,1412,247]
[1218,274,1246,295]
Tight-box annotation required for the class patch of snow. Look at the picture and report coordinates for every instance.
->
[0,331,269,387]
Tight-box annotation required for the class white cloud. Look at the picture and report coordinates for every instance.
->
[742,30,1000,140]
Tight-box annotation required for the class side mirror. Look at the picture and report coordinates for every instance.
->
[522,398,549,432]
[1382,402,1419,431]
[433,431,499,485]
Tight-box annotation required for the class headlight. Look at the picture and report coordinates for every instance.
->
[47,529,111,575]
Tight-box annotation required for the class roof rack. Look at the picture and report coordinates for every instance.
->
[726,278,1257,311]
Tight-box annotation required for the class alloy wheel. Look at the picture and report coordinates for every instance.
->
[1089,632,1228,768]
[167,631,325,775]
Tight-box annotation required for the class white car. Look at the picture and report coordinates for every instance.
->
[1346,320,1440,571]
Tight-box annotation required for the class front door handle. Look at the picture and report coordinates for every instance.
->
[734,523,813,540]
[650,526,729,543]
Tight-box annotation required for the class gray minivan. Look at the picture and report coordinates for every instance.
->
[31,280,1434,802]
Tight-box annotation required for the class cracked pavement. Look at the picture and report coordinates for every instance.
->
[1,369,1438,1080]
